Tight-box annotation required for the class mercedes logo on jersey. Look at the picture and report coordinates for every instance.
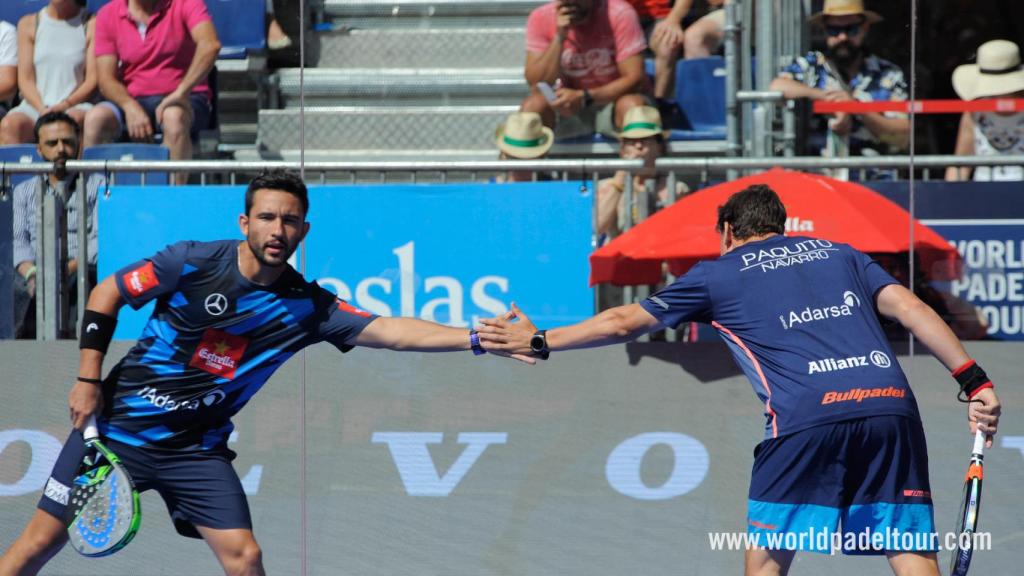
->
[204,293,229,316]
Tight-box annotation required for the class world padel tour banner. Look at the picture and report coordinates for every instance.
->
[869,181,1024,341]
[99,183,594,339]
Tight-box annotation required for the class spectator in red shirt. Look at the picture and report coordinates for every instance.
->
[625,0,694,104]
[82,0,220,183]
[522,0,649,139]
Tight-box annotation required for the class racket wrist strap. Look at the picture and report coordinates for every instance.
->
[80,310,117,354]
[952,359,993,401]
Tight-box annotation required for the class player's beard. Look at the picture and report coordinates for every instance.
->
[247,236,295,269]
[827,40,863,68]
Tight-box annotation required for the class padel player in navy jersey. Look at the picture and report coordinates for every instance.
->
[0,170,530,576]
[479,184,1002,576]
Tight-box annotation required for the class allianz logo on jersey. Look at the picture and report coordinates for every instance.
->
[779,291,861,330]
[808,349,892,374]
[740,239,838,273]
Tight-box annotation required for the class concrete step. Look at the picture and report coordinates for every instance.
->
[313,27,525,69]
[274,68,527,107]
[258,105,517,151]
[320,0,543,19]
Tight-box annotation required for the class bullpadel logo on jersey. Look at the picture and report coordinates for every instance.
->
[740,239,839,273]
[821,386,907,405]
[779,291,861,330]
[189,329,249,380]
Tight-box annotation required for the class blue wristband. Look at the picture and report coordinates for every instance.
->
[469,330,486,356]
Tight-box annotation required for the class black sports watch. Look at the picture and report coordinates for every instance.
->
[530,330,550,360]
[581,89,593,108]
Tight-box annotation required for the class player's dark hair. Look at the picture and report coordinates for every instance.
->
[245,169,309,216]
[716,184,786,240]
[34,111,81,141]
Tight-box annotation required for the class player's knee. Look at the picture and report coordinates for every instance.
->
[224,541,262,575]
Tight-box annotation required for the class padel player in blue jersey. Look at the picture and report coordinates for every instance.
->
[478,184,1002,576]
[0,170,528,576]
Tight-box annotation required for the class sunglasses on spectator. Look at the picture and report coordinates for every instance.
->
[826,22,863,37]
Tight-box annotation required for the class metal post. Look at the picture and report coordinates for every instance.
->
[37,181,68,339]
[756,0,776,159]
[0,177,12,338]
[783,100,797,157]
[724,1,742,179]
[76,172,90,333]
[622,175,634,306]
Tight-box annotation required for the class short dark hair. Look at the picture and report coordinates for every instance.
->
[245,169,309,216]
[34,111,81,141]
[716,184,786,240]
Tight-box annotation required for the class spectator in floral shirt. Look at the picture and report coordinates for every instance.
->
[769,0,909,157]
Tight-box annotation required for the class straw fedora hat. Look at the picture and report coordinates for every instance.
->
[495,112,554,159]
[809,0,882,25]
[952,40,1024,101]
[617,106,669,140]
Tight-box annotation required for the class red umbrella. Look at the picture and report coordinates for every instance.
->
[590,168,961,286]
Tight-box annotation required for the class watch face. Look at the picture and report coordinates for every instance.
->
[530,334,545,352]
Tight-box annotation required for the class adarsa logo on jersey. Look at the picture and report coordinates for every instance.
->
[821,386,906,405]
[189,329,248,379]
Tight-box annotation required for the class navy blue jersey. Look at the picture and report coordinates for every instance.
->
[101,240,377,451]
[640,236,919,439]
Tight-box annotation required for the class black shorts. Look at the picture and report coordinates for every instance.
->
[39,430,251,539]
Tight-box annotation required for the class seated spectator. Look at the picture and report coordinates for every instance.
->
[83,0,221,184]
[521,0,648,140]
[597,105,685,238]
[11,112,103,339]
[769,0,910,158]
[494,111,554,183]
[683,0,726,58]
[946,39,1024,182]
[0,19,16,117]
[625,0,693,109]
[0,0,97,145]
[266,0,292,49]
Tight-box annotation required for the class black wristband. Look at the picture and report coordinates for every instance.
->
[77,376,103,385]
[952,360,993,402]
[80,309,117,354]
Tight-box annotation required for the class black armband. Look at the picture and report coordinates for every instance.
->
[80,310,117,354]
[952,359,994,402]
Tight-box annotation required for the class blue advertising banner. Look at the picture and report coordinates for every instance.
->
[99,183,594,339]
[868,181,1024,340]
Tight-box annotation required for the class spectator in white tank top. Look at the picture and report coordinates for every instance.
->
[0,0,97,144]
[0,20,16,114]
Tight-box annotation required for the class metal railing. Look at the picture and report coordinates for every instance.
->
[3,155,1023,339]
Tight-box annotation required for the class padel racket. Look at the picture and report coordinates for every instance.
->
[949,429,986,576]
[65,415,141,557]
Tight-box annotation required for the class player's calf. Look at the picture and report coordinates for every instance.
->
[0,510,69,576]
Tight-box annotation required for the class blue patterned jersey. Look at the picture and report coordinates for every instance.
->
[100,239,377,452]
[779,51,908,155]
[640,236,920,440]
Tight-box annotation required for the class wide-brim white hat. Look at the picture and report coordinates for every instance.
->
[495,112,554,159]
[809,0,882,25]
[952,39,1024,101]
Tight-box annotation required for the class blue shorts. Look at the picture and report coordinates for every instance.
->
[747,415,937,555]
[38,430,251,539]
[99,92,212,141]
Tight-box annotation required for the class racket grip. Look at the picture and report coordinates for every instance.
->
[83,415,99,441]
[972,428,985,455]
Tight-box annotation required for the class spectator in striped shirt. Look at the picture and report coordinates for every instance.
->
[11,111,104,338]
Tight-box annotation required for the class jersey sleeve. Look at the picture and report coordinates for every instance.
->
[313,287,379,352]
[639,263,714,328]
[114,241,190,310]
[853,249,900,299]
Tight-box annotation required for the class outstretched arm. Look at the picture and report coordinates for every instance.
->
[875,283,1001,445]
[476,302,663,357]
[351,314,536,364]
[69,276,126,429]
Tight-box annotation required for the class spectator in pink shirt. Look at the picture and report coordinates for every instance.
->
[83,0,220,182]
[522,0,649,139]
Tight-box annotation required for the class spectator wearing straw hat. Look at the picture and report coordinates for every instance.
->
[597,105,685,238]
[0,19,16,117]
[946,39,1024,182]
[494,111,555,183]
[522,0,649,140]
[769,0,909,157]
